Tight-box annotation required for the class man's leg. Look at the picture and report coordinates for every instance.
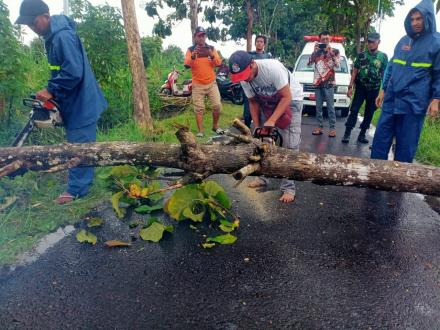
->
[192,83,206,135]
[394,113,425,163]
[207,81,222,131]
[371,110,395,160]
[358,88,379,143]
[314,87,324,134]
[242,95,252,128]
[279,101,303,203]
[325,86,336,131]
[342,85,366,143]
[66,122,97,198]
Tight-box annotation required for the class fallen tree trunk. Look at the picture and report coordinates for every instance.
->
[1,127,439,196]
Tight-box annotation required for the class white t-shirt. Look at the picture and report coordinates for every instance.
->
[240,59,304,101]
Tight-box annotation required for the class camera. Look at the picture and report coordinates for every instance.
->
[318,43,327,50]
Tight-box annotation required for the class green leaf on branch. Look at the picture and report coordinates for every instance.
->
[134,204,163,214]
[140,221,174,242]
[164,185,204,221]
[76,230,97,245]
[98,165,139,179]
[214,191,232,209]
[206,234,237,245]
[111,191,125,218]
[219,219,239,233]
[202,181,231,209]
[87,217,104,228]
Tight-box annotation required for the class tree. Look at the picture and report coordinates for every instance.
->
[141,36,162,67]
[145,0,204,41]
[121,0,153,130]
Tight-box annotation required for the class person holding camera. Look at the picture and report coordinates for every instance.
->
[308,31,340,137]
[184,27,223,138]
[341,32,388,144]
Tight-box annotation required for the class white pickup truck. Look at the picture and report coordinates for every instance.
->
[293,36,351,117]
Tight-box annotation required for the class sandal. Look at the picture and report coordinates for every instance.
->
[312,127,323,135]
[328,130,337,138]
[196,132,204,138]
[55,192,75,205]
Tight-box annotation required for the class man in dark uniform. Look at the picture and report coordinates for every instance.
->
[15,0,107,204]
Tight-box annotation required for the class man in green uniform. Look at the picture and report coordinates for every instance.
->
[342,32,388,144]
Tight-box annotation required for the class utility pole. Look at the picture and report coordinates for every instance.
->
[120,0,153,130]
[63,0,70,16]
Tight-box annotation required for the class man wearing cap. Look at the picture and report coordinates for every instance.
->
[15,0,107,204]
[341,32,388,144]
[371,0,440,163]
[242,35,272,128]
[184,27,223,137]
[229,50,304,203]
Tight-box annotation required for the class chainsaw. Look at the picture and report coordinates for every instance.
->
[253,126,283,147]
[12,95,63,147]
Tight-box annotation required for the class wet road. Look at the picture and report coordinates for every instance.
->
[0,117,439,329]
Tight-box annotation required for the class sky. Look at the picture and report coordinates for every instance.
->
[4,0,440,59]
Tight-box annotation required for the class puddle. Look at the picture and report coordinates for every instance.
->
[8,225,75,272]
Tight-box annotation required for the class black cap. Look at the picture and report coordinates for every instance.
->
[229,51,253,83]
[194,26,206,36]
[15,0,49,25]
[367,32,381,42]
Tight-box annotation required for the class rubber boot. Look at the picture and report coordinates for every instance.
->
[341,127,351,143]
[357,129,369,144]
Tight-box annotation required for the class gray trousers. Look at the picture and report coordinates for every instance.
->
[315,86,336,129]
[259,100,303,196]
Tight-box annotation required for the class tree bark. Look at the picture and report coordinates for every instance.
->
[1,129,440,197]
[120,0,153,130]
[189,0,198,43]
[245,0,254,52]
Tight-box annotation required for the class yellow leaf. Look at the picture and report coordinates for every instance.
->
[104,240,131,248]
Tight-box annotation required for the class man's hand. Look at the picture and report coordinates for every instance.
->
[427,99,439,118]
[263,119,276,128]
[314,42,319,52]
[191,47,199,60]
[375,90,385,108]
[36,89,53,102]
[347,86,353,98]
[208,47,215,58]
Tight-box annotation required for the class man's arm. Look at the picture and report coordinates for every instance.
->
[46,32,84,100]
[248,97,261,128]
[209,48,222,66]
[264,85,292,127]
[184,49,195,68]
[347,68,359,97]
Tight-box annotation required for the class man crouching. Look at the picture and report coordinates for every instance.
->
[229,51,303,203]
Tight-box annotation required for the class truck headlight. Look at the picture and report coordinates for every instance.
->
[337,86,349,94]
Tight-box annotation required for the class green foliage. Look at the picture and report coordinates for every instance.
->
[0,0,27,98]
[141,36,163,67]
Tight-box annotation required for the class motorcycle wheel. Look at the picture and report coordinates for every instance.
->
[160,88,172,95]
[231,87,244,105]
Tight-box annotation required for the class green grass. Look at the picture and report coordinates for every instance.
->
[0,102,243,265]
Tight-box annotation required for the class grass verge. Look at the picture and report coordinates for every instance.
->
[0,102,243,265]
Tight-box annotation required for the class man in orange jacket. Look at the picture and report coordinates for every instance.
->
[184,27,223,137]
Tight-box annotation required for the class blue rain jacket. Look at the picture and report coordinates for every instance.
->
[382,0,440,115]
[43,15,107,129]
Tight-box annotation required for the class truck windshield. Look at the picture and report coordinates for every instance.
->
[295,55,349,73]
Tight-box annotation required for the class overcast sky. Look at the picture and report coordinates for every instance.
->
[4,0,440,59]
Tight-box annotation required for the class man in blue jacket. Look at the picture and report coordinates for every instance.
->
[371,0,440,163]
[16,0,107,204]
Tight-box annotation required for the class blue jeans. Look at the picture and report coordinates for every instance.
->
[242,95,252,128]
[315,86,336,129]
[66,122,97,197]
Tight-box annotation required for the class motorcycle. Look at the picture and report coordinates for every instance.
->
[216,72,244,105]
[159,66,192,97]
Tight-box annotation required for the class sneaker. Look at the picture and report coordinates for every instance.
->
[196,132,204,138]
[341,129,351,143]
[357,134,369,144]
[212,127,226,135]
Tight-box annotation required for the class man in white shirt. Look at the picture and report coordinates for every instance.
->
[229,50,303,203]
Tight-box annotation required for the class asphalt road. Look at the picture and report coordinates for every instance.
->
[0,116,439,329]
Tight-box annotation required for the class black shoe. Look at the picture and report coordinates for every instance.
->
[357,133,369,144]
[341,129,351,143]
